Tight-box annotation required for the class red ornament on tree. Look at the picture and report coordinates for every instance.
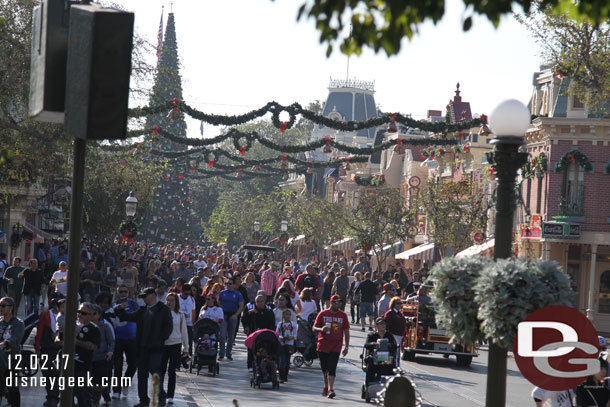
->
[207,160,215,168]
[151,125,159,135]
[178,173,183,179]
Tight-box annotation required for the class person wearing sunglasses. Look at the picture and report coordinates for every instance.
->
[313,294,350,399]
[74,302,101,407]
[111,285,139,399]
[0,297,24,406]
[383,296,407,367]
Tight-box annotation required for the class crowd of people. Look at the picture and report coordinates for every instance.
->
[0,240,431,407]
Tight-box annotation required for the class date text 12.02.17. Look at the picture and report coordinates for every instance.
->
[8,354,69,371]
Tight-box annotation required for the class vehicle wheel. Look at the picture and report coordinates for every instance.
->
[456,355,473,367]
[361,384,366,399]
[403,350,416,362]
[293,355,304,367]
[304,358,314,367]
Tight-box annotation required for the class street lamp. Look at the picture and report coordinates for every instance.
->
[280,220,288,261]
[253,221,260,233]
[485,99,530,407]
[125,192,137,218]
[280,220,288,233]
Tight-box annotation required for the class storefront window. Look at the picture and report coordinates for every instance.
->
[599,270,610,314]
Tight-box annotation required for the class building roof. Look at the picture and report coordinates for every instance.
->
[448,83,472,123]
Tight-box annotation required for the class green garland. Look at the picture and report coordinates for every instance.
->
[420,144,470,159]
[522,152,547,179]
[128,99,482,135]
[555,149,592,172]
[354,174,385,186]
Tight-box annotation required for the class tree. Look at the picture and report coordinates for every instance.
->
[418,179,491,257]
[344,187,416,271]
[143,12,195,243]
[290,0,610,56]
[516,7,610,115]
[286,193,347,251]
[82,145,163,243]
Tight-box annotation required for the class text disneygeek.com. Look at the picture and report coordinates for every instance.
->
[5,373,131,390]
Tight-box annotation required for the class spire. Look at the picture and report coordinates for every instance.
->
[453,82,462,103]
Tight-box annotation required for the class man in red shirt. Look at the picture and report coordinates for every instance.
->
[313,294,350,399]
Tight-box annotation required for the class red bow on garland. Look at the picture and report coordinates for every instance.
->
[279,121,287,134]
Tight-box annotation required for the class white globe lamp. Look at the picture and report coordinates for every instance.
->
[488,99,530,137]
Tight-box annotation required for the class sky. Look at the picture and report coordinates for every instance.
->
[115,0,543,138]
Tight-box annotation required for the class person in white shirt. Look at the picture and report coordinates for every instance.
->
[276,309,297,383]
[179,284,196,355]
[50,262,69,296]
[193,255,207,270]
[160,293,188,405]
[532,386,575,407]
[199,295,224,323]
[295,288,317,322]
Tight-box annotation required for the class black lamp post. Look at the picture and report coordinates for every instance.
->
[485,99,530,407]
[253,221,260,243]
[280,220,288,261]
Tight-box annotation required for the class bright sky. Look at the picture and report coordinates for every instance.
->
[116,0,542,138]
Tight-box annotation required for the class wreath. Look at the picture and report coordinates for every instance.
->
[119,220,138,243]
[555,149,592,173]
[522,152,547,179]
[233,135,253,156]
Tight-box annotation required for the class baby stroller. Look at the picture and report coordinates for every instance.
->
[293,312,318,367]
[247,329,280,390]
[190,318,220,376]
[360,338,398,403]
[18,313,40,378]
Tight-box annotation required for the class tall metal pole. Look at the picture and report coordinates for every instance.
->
[59,137,87,407]
[484,136,528,407]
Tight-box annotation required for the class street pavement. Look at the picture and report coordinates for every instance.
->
[17,319,535,407]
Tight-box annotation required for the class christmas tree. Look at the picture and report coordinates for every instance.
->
[144,12,193,242]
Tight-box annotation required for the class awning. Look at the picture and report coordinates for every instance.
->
[287,234,306,246]
[455,238,495,258]
[324,168,339,178]
[395,242,435,260]
[325,237,355,251]
[368,241,404,257]
[24,222,55,240]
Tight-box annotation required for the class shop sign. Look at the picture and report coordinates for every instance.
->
[541,222,581,239]
[521,214,542,239]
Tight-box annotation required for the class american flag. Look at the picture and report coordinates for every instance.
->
[156,7,164,62]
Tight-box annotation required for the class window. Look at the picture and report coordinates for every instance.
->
[599,270,610,314]
[561,162,585,215]
[572,95,585,109]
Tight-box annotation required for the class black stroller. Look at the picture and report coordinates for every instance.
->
[19,312,40,378]
[190,318,220,376]
[249,330,280,390]
[360,338,398,403]
[292,312,318,368]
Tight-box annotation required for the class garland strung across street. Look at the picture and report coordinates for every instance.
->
[113,99,488,181]
[128,99,483,134]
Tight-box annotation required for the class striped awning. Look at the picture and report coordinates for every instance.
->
[287,234,306,246]
[395,242,435,260]
[325,237,355,251]
[455,238,495,258]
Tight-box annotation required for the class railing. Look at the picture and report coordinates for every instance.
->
[560,183,584,216]
[328,77,375,91]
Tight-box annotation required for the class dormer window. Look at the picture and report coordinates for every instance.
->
[328,106,342,121]
[572,95,584,109]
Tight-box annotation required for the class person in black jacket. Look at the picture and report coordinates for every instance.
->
[575,357,610,407]
[116,287,173,407]
[241,294,276,371]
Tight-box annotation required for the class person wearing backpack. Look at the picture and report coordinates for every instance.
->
[295,264,322,310]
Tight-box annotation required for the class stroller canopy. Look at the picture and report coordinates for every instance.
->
[193,318,220,336]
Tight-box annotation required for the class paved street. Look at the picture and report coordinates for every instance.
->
[18,322,534,407]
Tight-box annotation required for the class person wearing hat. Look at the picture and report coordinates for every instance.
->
[378,283,396,317]
[313,294,350,399]
[115,287,172,407]
[261,261,280,300]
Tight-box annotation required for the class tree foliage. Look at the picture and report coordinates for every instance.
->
[290,0,610,56]
[517,7,610,115]
[344,187,415,269]
[418,179,490,257]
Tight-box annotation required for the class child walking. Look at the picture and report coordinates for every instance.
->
[276,309,297,383]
